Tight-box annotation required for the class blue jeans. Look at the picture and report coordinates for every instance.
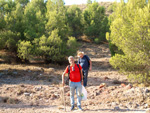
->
[69,81,82,106]
[82,69,88,87]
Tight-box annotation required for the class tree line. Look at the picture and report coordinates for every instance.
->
[0,0,109,64]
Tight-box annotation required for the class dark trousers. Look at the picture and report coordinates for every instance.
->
[82,69,88,87]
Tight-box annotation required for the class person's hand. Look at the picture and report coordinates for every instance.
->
[89,66,92,71]
[62,81,65,87]
[81,81,83,85]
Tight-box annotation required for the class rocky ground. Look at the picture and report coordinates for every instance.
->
[0,42,150,113]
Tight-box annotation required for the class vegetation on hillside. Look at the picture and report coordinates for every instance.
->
[1,0,150,84]
[0,0,109,64]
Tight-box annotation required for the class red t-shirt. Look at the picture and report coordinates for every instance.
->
[64,64,82,82]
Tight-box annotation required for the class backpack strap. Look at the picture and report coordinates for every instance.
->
[78,58,81,64]
[77,64,80,71]
[68,65,70,79]
[68,64,82,81]
[77,64,82,81]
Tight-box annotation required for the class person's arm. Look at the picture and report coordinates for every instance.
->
[62,72,66,86]
[62,67,68,86]
[89,60,92,71]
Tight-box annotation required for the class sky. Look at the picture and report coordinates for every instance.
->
[64,0,122,5]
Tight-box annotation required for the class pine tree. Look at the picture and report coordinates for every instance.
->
[24,0,46,41]
[0,1,23,52]
[83,1,109,43]
[46,0,68,38]
[66,5,83,37]
[107,0,150,84]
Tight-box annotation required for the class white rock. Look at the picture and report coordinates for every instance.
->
[34,67,42,70]
[35,86,42,91]
[111,102,117,106]
[24,92,30,96]
[145,104,149,108]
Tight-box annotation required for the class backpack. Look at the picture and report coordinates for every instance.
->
[65,64,81,85]
[79,55,90,68]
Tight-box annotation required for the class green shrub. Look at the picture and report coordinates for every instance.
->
[66,36,78,55]
[0,30,20,51]
[17,40,32,60]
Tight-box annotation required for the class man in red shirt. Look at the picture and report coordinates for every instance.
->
[62,56,83,111]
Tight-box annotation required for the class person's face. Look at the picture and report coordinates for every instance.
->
[79,54,84,58]
[69,57,74,64]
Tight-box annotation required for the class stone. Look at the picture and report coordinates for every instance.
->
[104,77,109,80]
[89,101,93,105]
[35,86,42,91]
[28,70,31,73]
[99,83,106,88]
[111,102,117,106]
[145,89,149,93]
[145,104,149,108]
[47,68,55,73]
[24,92,30,96]
[6,87,10,90]
[0,73,3,76]
[114,106,120,110]
[125,84,132,89]
[121,83,126,87]
[94,92,99,96]
[50,94,57,100]
[20,84,25,87]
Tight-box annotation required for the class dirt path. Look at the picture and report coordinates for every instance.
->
[0,42,148,113]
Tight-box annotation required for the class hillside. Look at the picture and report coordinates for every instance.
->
[0,42,149,113]
[67,2,114,16]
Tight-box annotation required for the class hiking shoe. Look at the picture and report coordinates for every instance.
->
[70,105,74,111]
[77,106,83,111]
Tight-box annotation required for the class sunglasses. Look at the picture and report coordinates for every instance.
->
[72,67,75,71]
